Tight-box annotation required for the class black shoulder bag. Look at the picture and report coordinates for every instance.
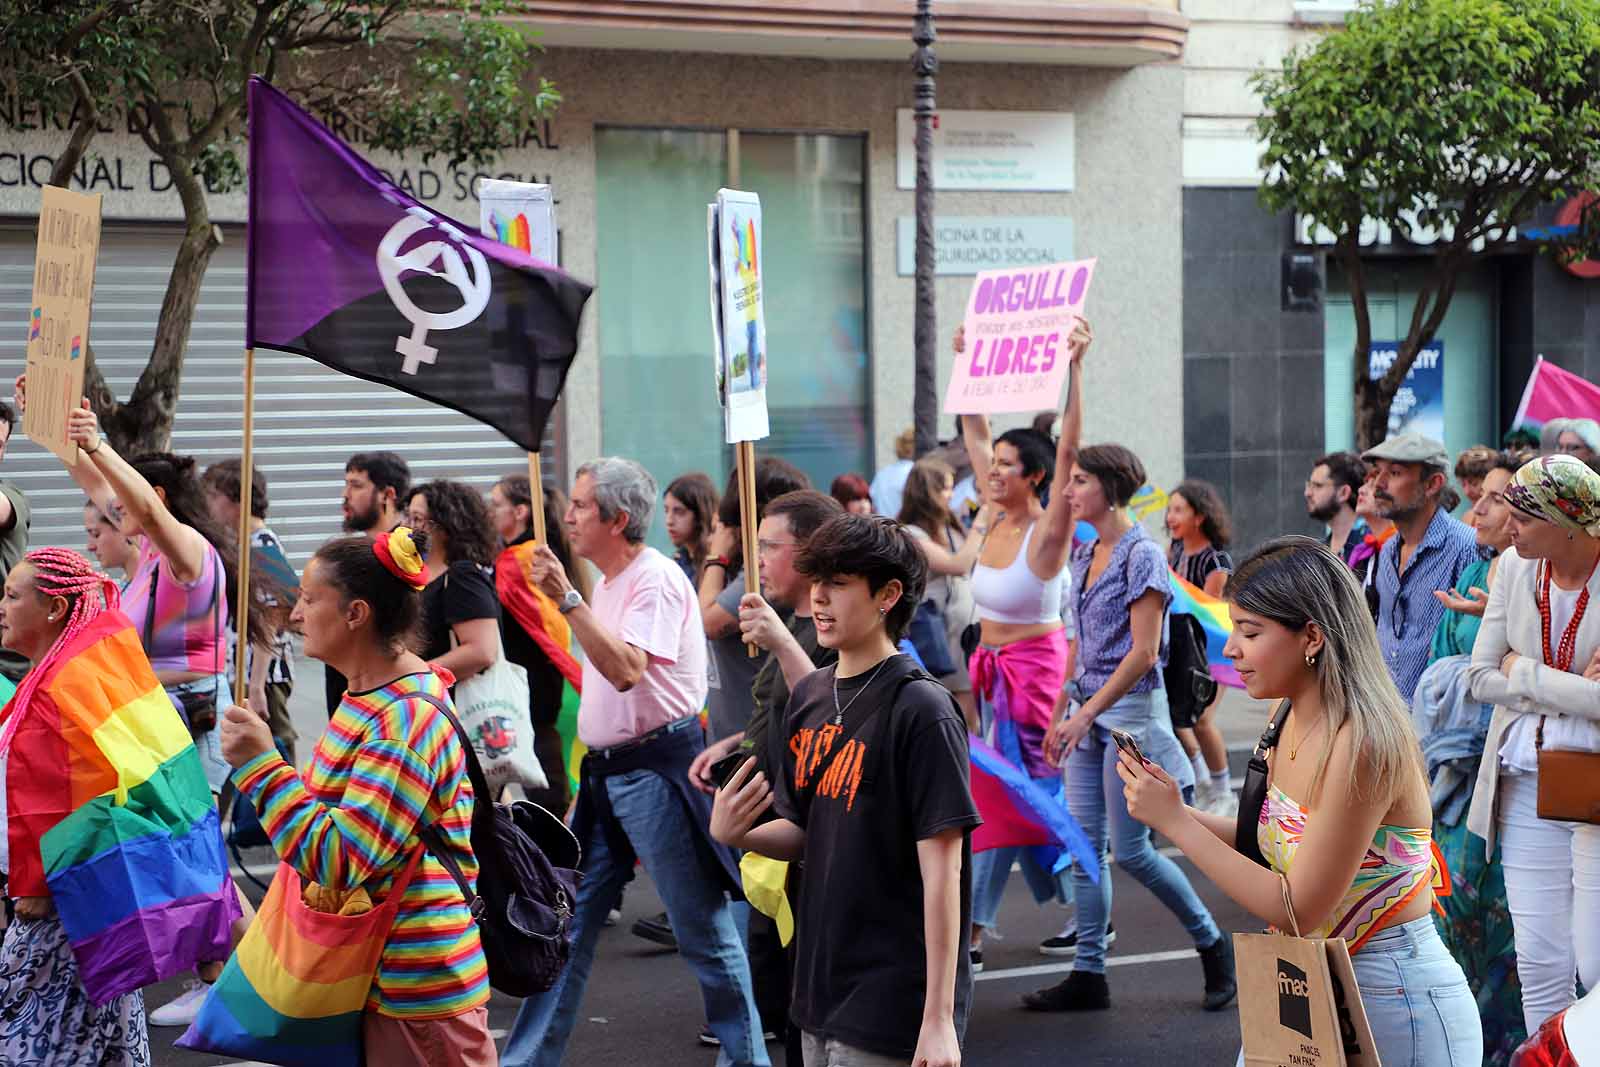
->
[410,691,584,997]
[1235,699,1291,868]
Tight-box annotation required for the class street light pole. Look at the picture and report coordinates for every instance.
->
[912,0,938,457]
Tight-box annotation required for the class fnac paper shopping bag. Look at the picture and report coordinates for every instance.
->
[1234,931,1381,1067]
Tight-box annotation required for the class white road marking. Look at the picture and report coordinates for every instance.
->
[976,947,1197,983]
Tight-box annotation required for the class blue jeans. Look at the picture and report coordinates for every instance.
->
[972,846,1071,932]
[1234,916,1481,1067]
[501,768,768,1067]
[1065,712,1221,974]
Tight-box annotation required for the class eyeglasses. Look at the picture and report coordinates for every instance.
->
[757,539,798,555]
[1304,479,1333,492]
[405,513,432,530]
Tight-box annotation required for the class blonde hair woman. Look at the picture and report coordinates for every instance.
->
[1120,536,1480,1067]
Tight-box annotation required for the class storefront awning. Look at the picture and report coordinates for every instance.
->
[508,1,1187,67]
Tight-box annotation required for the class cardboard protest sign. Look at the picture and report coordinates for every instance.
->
[708,188,769,442]
[478,179,558,265]
[945,259,1096,415]
[25,186,101,464]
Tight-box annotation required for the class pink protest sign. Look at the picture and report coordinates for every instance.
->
[945,259,1096,415]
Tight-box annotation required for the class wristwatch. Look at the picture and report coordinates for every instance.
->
[557,588,583,615]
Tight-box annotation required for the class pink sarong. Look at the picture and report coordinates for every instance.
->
[968,627,1069,780]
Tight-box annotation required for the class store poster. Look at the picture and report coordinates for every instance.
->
[1370,340,1444,441]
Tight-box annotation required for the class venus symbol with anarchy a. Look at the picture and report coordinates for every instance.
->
[376,211,491,374]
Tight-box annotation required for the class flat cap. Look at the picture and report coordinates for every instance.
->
[1362,431,1449,469]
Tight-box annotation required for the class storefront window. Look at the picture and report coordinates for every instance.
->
[595,127,870,547]
[1323,259,1497,459]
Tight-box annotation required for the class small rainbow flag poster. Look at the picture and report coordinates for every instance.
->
[478,178,557,264]
[0,610,239,1004]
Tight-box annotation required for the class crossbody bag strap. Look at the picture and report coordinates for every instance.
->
[1235,699,1291,868]
[398,687,492,917]
[142,557,158,653]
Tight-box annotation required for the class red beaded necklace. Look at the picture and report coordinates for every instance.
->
[1538,554,1600,671]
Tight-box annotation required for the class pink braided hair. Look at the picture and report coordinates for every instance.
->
[0,548,120,756]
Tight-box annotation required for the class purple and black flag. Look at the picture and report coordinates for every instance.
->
[245,77,590,452]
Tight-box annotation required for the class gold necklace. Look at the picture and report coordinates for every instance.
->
[1287,715,1321,761]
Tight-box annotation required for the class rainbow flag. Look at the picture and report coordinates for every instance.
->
[495,541,585,797]
[969,735,1099,882]
[1168,570,1243,689]
[0,611,239,1004]
[489,209,534,254]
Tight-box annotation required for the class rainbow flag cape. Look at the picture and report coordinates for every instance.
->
[969,735,1099,883]
[1168,571,1243,689]
[0,611,239,1004]
[496,541,585,797]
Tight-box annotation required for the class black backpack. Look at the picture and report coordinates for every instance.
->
[411,692,583,997]
[1164,612,1219,720]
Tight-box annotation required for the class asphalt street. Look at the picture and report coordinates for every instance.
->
[145,656,1269,1066]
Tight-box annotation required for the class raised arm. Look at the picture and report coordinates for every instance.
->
[67,398,208,583]
[1031,319,1093,575]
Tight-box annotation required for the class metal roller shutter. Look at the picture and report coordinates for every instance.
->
[1,221,557,566]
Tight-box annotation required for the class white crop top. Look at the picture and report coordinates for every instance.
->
[971,523,1065,626]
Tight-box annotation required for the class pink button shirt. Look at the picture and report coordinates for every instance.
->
[579,546,709,749]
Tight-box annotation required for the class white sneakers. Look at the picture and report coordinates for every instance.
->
[147,979,210,1027]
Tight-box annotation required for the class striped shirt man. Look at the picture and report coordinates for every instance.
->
[1375,504,1480,702]
[233,669,489,1018]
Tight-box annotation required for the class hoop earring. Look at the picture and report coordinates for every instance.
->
[1305,653,1318,668]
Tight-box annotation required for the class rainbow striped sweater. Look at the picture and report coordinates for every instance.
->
[234,669,489,1019]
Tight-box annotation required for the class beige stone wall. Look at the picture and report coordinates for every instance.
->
[0,45,1185,491]
[535,47,1186,492]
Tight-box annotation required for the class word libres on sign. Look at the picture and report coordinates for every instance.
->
[945,259,1096,415]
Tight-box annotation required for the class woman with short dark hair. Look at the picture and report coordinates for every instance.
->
[1024,336,1234,1015]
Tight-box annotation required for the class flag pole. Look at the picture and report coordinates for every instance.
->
[528,452,547,544]
[234,346,257,706]
[738,439,760,657]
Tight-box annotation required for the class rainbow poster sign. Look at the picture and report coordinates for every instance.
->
[477,179,556,265]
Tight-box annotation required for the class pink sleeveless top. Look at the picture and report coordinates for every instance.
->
[120,536,228,675]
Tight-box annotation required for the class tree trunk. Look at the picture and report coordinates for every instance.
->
[98,150,221,454]
[1354,375,1393,451]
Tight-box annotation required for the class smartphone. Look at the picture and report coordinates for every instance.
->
[1110,728,1151,766]
[711,750,755,791]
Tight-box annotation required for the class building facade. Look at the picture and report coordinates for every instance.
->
[1182,0,1600,552]
[2,0,1190,560]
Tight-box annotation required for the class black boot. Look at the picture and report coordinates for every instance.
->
[1199,935,1237,1011]
[1020,970,1110,1012]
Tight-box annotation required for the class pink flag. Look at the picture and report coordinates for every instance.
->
[1514,356,1600,428]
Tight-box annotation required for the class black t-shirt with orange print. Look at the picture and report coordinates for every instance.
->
[770,652,981,1059]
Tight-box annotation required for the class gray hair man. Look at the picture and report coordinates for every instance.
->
[1363,432,1481,701]
[507,456,768,1067]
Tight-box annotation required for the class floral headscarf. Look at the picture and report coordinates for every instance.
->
[1504,454,1600,537]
